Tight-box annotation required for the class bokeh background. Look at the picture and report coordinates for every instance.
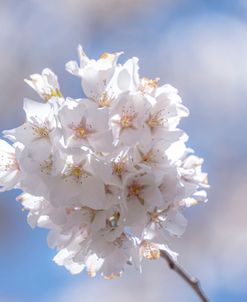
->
[0,0,247,301]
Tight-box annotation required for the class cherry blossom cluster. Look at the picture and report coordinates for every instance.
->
[0,46,208,279]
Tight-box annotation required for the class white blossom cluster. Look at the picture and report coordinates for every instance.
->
[0,46,208,279]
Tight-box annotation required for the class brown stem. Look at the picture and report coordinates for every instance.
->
[160,250,209,302]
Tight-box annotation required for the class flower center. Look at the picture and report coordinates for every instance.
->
[147,110,167,129]
[63,160,90,183]
[74,127,87,139]
[69,118,93,140]
[40,158,53,175]
[120,113,135,129]
[129,183,141,196]
[44,89,63,102]
[128,181,143,198]
[33,126,50,137]
[150,211,160,222]
[142,77,160,89]
[121,116,131,128]
[98,92,111,108]
[140,240,160,260]
[141,149,155,164]
[138,77,160,94]
[112,161,125,176]
[71,166,83,179]
[127,180,146,205]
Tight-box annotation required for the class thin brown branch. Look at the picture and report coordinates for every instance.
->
[160,250,209,302]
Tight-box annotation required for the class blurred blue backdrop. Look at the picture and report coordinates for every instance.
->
[0,1,247,301]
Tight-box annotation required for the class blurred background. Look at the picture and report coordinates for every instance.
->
[0,0,247,301]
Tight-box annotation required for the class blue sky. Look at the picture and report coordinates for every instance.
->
[0,1,247,301]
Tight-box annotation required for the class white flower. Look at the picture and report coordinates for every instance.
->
[93,233,135,279]
[179,154,209,206]
[25,68,63,101]
[48,151,107,209]
[133,140,171,183]
[17,140,54,197]
[142,206,188,244]
[66,45,122,103]
[0,140,22,191]
[58,98,113,152]
[123,170,164,231]
[143,84,189,141]
[109,92,150,146]
[17,193,65,229]
[91,146,134,187]
[3,98,57,147]
[1,45,208,279]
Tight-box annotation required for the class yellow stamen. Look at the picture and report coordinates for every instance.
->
[127,180,146,205]
[44,89,63,101]
[98,92,111,108]
[33,126,50,137]
[112,161,125,176]
[120,113,136,129]
[141,149,156,164]
[150,211,160,223]
[140,240,160,260]
[69,118,94,140]
[129,183,141,197]
[71,166,83,179]
[74,127,87,139]
[144,77,160,89]
[139,77,160,93]
[100,52,111,59]
[63,161,90,183]
[147,110,167,129]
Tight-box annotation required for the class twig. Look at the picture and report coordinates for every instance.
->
[160,250,209,302]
